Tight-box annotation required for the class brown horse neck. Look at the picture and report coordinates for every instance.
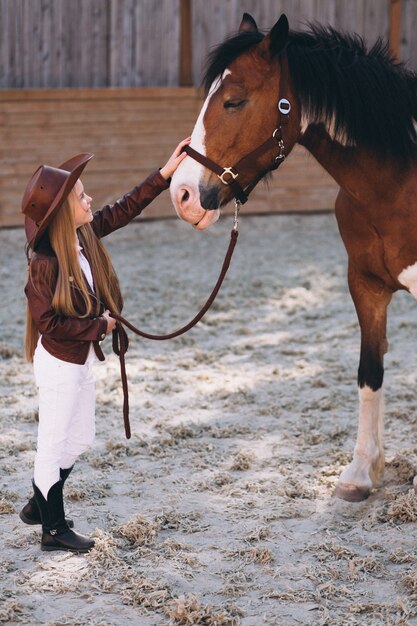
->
[298,123,407,205]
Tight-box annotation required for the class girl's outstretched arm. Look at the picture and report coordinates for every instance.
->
[160,137,191,180]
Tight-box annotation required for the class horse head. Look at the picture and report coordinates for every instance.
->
[170,14,301,230]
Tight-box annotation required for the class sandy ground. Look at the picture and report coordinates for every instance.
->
[0,210,416,626]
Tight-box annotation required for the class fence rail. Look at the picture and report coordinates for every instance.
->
[0,87,338,227]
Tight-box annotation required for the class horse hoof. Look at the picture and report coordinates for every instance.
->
[333,483,370,502]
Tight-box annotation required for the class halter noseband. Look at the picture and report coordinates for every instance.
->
[183,52,291,205]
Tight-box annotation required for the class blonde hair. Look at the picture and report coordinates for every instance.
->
[25,188,123,361]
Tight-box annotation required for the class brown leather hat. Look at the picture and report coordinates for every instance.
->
[22,153,94,251]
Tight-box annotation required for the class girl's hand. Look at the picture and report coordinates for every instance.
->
[160,137,191,180]
[102,309,116,334]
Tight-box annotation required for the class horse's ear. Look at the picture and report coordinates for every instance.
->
[239,13,258,34]
[267,14,289,55]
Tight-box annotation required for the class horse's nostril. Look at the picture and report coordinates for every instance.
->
[181,190,190,203]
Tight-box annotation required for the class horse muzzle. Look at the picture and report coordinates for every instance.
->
[170,157,222,229]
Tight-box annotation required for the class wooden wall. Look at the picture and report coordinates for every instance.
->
[0,87,338,227]
[0,0,180,88]
[0,0,416,89]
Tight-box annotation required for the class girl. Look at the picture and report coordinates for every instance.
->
[20,139,190,553]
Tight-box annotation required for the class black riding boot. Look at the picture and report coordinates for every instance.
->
[32,480,94,553]
[20,467,75,528]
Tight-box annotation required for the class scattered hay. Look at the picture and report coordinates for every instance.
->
[379,489,417,524]
[230,451,254,471]
[88,529,121,567]
[105,440,132,457]
[0,600,29,623]
[20,553,89,594]
[164,593,241,625]
[315,581,351,600]
[387,454,417,483]
[308,541,354,562]
[350,556,385,576]
[0,558,16,573]
[105,438,143,458]
[243,525,270,543]
[206,425,252,439]
[282,477,316,500]
[262,587,316,603]
[65,486,87,501]
[158,423,199,442]
[16,409,38,423]
[65,482,110,502]
[243,481,270,494]
[160,537,201,569]
[402,570,417,598]
[0,498,15,514]
[349,599,411,620]
[156,509,207,534]
[0,343,20,358]
[160,538,193,554]
[197,472,234,492]
[6,531,39,549]
[212,472,234,488]
[115,514,159,547]
[389,548,416,564]
[0,435,32,457]
[244,547,273,565]
[2,490,19,501]
[120,574,171,609]
[221,570,251,597]
[225,546,273,566]
[86,453,119,470]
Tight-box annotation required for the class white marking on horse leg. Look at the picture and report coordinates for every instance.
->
[398,262,417,298]
[337,385,384,498]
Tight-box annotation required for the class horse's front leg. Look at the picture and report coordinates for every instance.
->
[335,267,392,502]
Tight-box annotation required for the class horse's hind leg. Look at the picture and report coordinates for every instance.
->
[335,266,392,502]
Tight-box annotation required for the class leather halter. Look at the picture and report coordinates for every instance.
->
[183,52,291,205]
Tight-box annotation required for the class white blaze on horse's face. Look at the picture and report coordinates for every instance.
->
[170,72,231,230]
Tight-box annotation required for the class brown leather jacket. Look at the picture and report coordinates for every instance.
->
[25,170,169,364]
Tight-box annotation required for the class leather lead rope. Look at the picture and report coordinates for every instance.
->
[111,213,240,439]
[111,52,290,438]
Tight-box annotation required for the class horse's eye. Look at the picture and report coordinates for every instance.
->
[224,99,246,110]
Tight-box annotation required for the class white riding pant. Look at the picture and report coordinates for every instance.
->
[33,338,96,499]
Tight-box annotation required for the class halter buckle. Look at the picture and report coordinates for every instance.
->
[278,98,291,114]
[275,139,285,161]
[233,200,240,231]
[272,130,286,161]
[218,167,238,185]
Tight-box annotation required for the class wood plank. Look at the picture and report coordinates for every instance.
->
[0,87,338,227]
[1,0,415,88]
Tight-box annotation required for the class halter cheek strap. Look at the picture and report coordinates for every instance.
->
[183,145,250,204]
[183,51,291,205]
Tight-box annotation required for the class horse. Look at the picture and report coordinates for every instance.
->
[169,12,417,502]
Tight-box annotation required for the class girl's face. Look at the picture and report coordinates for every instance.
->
[72,179,93,228]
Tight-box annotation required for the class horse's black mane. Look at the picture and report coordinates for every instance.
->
[203,25,417,164]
